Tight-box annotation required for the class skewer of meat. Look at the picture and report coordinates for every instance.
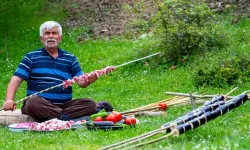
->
[0,52,161,110]
[62,66,115,88]
[14,66,115,104]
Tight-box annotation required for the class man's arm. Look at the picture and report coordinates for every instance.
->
[2,76,24,111]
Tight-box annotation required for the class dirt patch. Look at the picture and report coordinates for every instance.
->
[63,0,156,41]
[62,0,250,41]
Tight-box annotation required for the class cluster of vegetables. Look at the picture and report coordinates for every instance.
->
[87,103,168,129]
[90,111,137,126]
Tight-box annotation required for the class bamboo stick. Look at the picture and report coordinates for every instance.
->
[115,52,161,68]
[121,107,160,114]
[165,92,235,99]
[134,111,166,117]
[99,127,167,150]
[110,131,163,150]
[121,96,193,116]
[126,96,187,111]
[127,97,177,111]
[122,132,175,150]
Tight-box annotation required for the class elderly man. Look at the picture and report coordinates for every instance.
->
[2,21,113,122]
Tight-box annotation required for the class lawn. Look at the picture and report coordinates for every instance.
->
[1,0,250,150]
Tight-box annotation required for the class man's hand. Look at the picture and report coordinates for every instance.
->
[2,99,16,111]
[77,72,98,88]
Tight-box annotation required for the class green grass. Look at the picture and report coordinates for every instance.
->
[1,1,250,150]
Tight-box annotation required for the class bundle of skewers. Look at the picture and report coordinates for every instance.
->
[120,96,192,117]
[120,93,230,117]
[100,90,249,150]
[120,87,238,117]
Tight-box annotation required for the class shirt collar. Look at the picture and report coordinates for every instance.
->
[41,47,64,58]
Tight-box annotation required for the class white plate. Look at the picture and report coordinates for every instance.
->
[8,123,31,132]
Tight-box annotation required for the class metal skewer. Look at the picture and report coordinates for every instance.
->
[114,52,161,68]
[1,52,161,110]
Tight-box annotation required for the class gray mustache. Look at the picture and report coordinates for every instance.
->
[46,39,56,42]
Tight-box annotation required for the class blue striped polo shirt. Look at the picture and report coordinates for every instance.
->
[14,47,84,104]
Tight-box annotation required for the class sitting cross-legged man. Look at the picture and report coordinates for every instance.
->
[2,21,114,122]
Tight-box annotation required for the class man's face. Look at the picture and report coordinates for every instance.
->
[40,27,62,49]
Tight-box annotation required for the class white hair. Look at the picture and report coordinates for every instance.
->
[39,21,62,37]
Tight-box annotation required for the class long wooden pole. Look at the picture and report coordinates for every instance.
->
[0,52,161,110]
[114,52,161,68]
[165,92,235,99]
[18,52,161,104]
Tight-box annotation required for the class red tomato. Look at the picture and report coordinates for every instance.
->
[158,103,167,111]
[105,114,117,123]
[94,117,103,122]
[124,117,136,125]
[112,111,122,122]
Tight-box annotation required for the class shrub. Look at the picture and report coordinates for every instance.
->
[193,51,250,87]
[194,65,240,88]
[153,0,227,63]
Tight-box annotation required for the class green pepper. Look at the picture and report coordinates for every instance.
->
[90,111,108,120]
